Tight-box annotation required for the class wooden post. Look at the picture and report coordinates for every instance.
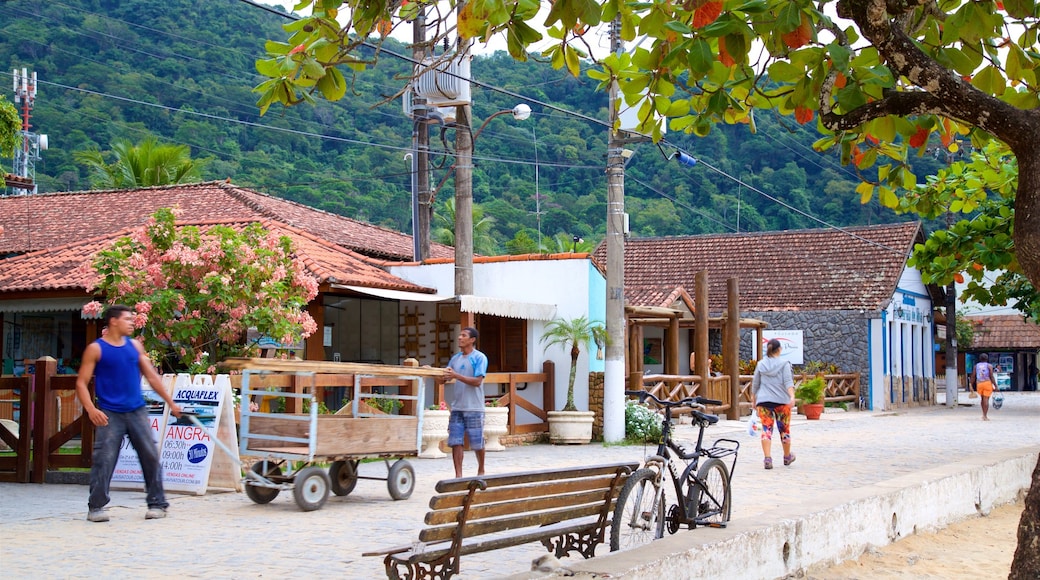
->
[542,360,555,413]
[31,357,58,483]
[725,278,741,420]
[666,315,679,376]
[694,270,709,388]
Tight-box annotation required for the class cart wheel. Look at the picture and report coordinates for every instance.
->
[329,460,359,496]
[387,459,415,500]
[293,466,331,511]
[244,461,282,505]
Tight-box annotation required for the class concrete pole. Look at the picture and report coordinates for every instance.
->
[602,15,626,443]
[945,281,958,406]
[454,9,475,319]
[413,9,431,261]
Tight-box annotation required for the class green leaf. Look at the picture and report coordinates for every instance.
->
[316,67,346,101]
[971,66,1006,96]
[826,43,851,71]
[1003,0,1035,20]
[776,2,803,33]
[767,61,803,82]
[664,21,692,35]
[256,58,283,78]
[687,38,715,75]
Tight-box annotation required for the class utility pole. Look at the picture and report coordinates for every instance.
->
[453,4,475,326]
[945,266,958,405]
[602,16,626,443]
[411,9,431,261]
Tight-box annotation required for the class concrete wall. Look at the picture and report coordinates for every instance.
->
[516,445,1037,579]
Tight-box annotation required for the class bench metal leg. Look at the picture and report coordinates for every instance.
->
[540,528,600,560]
[385,555,458,580]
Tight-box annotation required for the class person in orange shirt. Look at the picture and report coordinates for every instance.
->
[972,353,999,421]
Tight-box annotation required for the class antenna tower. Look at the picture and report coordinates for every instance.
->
[5,68,47,195]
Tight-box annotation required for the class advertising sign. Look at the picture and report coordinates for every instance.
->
[160,374,226,495]
[761,330,805,365]
[111,376,172,489]
[111,374,240,495]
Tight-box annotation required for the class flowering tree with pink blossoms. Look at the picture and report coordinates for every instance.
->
[82,208,319,373]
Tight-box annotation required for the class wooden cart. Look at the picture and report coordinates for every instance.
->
[221,358,446,511]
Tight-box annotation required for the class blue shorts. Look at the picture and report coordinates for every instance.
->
[447,410,484,450]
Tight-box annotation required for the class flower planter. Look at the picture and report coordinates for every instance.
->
[800,402,824,420]
[547,410,595,445]
[419,409,450,458]
[483,406,509,452]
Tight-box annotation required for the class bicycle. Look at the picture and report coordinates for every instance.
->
[610,390,740,552]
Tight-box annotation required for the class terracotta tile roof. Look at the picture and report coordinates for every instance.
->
[0,181,453,262]
[594,222,922,312]
[0,218,435,295]
[965,315,1040,349]
[375,252,593,267]
[627,285,695,311]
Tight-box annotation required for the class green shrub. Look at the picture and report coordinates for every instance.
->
[795,377,826,404]
[625,401,662,443]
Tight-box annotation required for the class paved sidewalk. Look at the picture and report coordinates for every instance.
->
[2,392,1038,579]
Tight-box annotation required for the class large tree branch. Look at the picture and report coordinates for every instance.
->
[828,0,1037,153]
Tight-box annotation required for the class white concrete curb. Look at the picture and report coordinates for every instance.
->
[517,445,1038,579]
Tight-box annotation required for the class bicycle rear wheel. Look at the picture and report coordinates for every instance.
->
[694,457,731,525]
[610,468,665,552]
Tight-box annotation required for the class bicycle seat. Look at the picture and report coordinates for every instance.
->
[692,410,719,425]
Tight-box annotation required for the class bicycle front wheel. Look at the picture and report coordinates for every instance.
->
[694,457,732,525]
[610,468,665,552]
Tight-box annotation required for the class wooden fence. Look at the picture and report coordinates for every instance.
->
[640,373,861,416]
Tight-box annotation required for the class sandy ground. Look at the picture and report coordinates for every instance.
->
[806,500,1024,579]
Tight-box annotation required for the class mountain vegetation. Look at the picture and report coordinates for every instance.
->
[0,0,928,254]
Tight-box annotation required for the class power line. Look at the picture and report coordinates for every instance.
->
[662,141,910,257]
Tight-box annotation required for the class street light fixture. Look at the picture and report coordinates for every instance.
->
[454,103,530,310]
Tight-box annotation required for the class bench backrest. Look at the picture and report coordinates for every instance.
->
[419,462,640,544]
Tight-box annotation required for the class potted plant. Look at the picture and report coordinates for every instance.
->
[540,316,607,444]
[795,376,826,420]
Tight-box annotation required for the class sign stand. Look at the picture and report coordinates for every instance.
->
[111,374,241,495]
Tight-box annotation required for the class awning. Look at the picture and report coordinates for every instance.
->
[460,295,557,321]
[331,284,452,302]
[0,297,91,314]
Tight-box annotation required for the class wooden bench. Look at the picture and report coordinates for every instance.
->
[363,461,640,579]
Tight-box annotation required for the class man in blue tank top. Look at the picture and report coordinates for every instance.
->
[75,304,182,522]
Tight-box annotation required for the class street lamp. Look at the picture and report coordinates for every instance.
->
[454,103,530,311]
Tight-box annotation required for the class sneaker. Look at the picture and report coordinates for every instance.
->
[145,508,167,520]
[87,509,110,523]
[784,453,797,466]
[764,457,773,470]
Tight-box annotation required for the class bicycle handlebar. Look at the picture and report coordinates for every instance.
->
[625,390,722,408]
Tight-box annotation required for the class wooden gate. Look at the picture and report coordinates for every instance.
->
[0,357,94,483]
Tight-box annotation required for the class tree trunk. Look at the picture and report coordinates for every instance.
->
[1009,452,1040,579]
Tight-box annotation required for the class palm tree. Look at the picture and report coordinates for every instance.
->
[433,197,499,256]
[74,137,205,189]
[541,316,608,412]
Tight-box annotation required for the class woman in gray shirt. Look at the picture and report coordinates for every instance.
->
[751,339,796,470]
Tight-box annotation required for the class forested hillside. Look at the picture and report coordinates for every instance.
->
[1,0,939,251]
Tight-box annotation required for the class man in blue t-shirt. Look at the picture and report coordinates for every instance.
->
[75,305,181,522]
[446,327,488,478]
